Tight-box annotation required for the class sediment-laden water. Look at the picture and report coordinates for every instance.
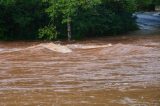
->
[0,12,160,106]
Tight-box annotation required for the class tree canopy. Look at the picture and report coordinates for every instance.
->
[39,0,137,40]
[0,0,157,41]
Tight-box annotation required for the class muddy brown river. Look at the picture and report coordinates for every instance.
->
[0,29,160,105]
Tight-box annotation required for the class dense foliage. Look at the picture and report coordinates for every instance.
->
[0,0,49,40]
[0,0,158,40]
[40,0,138,40]
[135,0,160,11]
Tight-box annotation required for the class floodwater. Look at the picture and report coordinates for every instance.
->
[0,13,160,106]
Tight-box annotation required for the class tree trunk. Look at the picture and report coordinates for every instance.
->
[67,17,71,41]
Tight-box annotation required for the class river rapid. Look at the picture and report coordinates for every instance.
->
[0,31,160,106]
[0,13,160,106]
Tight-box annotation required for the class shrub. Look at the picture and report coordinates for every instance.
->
[38,25,58,40]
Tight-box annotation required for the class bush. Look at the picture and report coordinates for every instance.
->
[38,25,58,40]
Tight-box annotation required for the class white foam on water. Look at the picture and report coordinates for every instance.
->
[0,48,22,53]
[26,43,72,53]
[0,48,4,52]
[100,43,153,56]
[67,44,112,49]
[0,43,113,54]
[0,43,72,54]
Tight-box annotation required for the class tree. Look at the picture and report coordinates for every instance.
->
[0,0,138,40]
[0,0,15,5]
[0,0,49,40]
[44,0,101,41]
[45,0,137,39]
[135,0,157,11]
[155,0,160,5]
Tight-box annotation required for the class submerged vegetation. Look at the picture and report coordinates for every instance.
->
[0,0,159,40]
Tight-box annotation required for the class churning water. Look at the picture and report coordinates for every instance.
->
[0,33,160,105]
[0,12,160,106]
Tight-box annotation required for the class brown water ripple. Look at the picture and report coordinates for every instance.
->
[0,35,160,105]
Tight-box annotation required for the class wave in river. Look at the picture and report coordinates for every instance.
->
[0,43,154,56]
[0,43,72,54]
[0,43,113,54]
[100,43,153,56]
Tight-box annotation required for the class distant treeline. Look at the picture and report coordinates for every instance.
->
[0,0,159,40]
[136,0,160,11]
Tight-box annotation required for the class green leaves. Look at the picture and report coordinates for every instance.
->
[0,0,50,40]
[135,0,155,11]
[0,0,138,40]
[46,0,101,22]
[0,0,15,5]
[38,25,58,40]
[41,0,138,40]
